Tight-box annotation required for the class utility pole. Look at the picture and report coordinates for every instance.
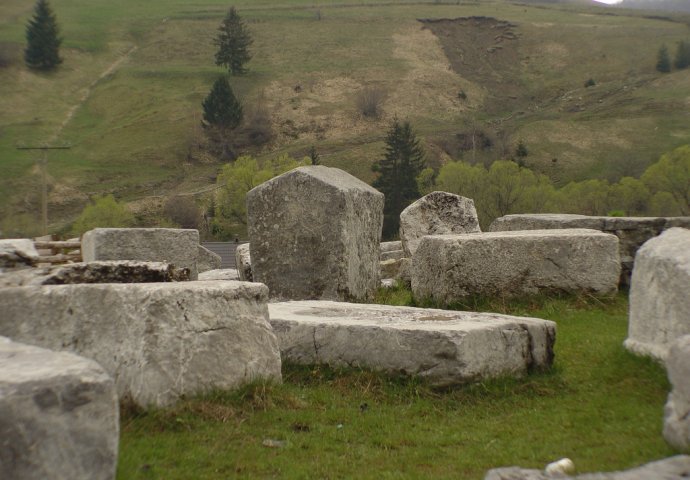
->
[16,144,71,236]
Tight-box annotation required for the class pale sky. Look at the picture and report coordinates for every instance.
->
[592,0,623,4]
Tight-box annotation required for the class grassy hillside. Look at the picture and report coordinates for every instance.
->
[1,0,690,235]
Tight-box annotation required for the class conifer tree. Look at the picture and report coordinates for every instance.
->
[674,40,690,70]
[372,120,426,239]
[202,77,243,159]
[656,45,671,73]
[24,0,62,70]
[214,7,252,76]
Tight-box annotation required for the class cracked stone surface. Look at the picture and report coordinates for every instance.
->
[0,261,190,287]
[484,455,690,479]
[0,239,39,270]
[268,301,556,387]
[0,282,281,407]
[625,228,690,362]
[664,336,690,451]
[412,229,620,305]
[0,336,119,480]
[400,191,481,257]
[489,214,690,287]
[247,166,384,301]
[81,228,200,280]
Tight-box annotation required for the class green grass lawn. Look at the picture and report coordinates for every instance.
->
[117,293,675,479]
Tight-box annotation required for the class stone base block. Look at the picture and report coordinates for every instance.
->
[81,228,200,279]
[0,282,281,407]
[0,337,118,480]
[412,229,620,305]
[268,301,556,387]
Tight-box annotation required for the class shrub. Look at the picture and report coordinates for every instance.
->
[356,86,386,119]
[163,195,201,229]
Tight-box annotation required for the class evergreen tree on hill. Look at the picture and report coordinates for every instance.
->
[214,7,252,76]
[372,120,426,239]
[24,0,62,70]
[674,40,690,70]
[656,45,671,73]
[202,76,243,159]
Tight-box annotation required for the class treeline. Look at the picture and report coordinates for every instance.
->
[427,144,690,229]
[656,41,690,73]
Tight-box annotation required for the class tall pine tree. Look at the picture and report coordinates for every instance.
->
[214,7,252,76]
[24,0,62,70]
[674,40,690,70]
[373,120,426,239]
[202,76,243,159]
[656,45,671,73]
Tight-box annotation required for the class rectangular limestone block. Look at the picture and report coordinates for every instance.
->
[0,282,282,407]
[268,301,556,387]
[625,228,690,361]
[0,337,119,480]
[411,229,620,305]
[81,228,200,279]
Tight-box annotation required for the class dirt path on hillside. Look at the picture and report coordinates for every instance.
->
[47,45,138,144]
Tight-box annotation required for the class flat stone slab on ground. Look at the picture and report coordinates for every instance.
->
[484,455,690,480]
[268,301,556,387]
[625,228,690,361]
[412,229,620,305]
[0,336,119,480]
[0,281,281,407]
[81,228,200,279]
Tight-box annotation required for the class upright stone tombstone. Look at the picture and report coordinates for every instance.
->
[235,243,252,282]
[247,166,384,301]
[0,337,119,480]
[81,228,200,279]
[399,191,481,257]
[625,228,690,361]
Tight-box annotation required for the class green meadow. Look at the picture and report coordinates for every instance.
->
[1,0,690,234]
[118,293,675,479]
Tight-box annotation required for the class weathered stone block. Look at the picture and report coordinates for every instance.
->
[380,258,403,279]
[198,245,222,273]
[269,301,555,387]
[0,337,119,480]
[381,249,405,261]
[412,229,620,304]
[0,239,39,269]
[400,191,481,257]
[625,228,690,361]
[235,243,252,282]
[664,335,690,451]
[198,268,240,281]
[247,166,384,301]
[489,214,690,286]
[484,455,690,480]
[81,228,200,279]
[380,241,402,253]
[0,261,189,287]
[0,282,281,407]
